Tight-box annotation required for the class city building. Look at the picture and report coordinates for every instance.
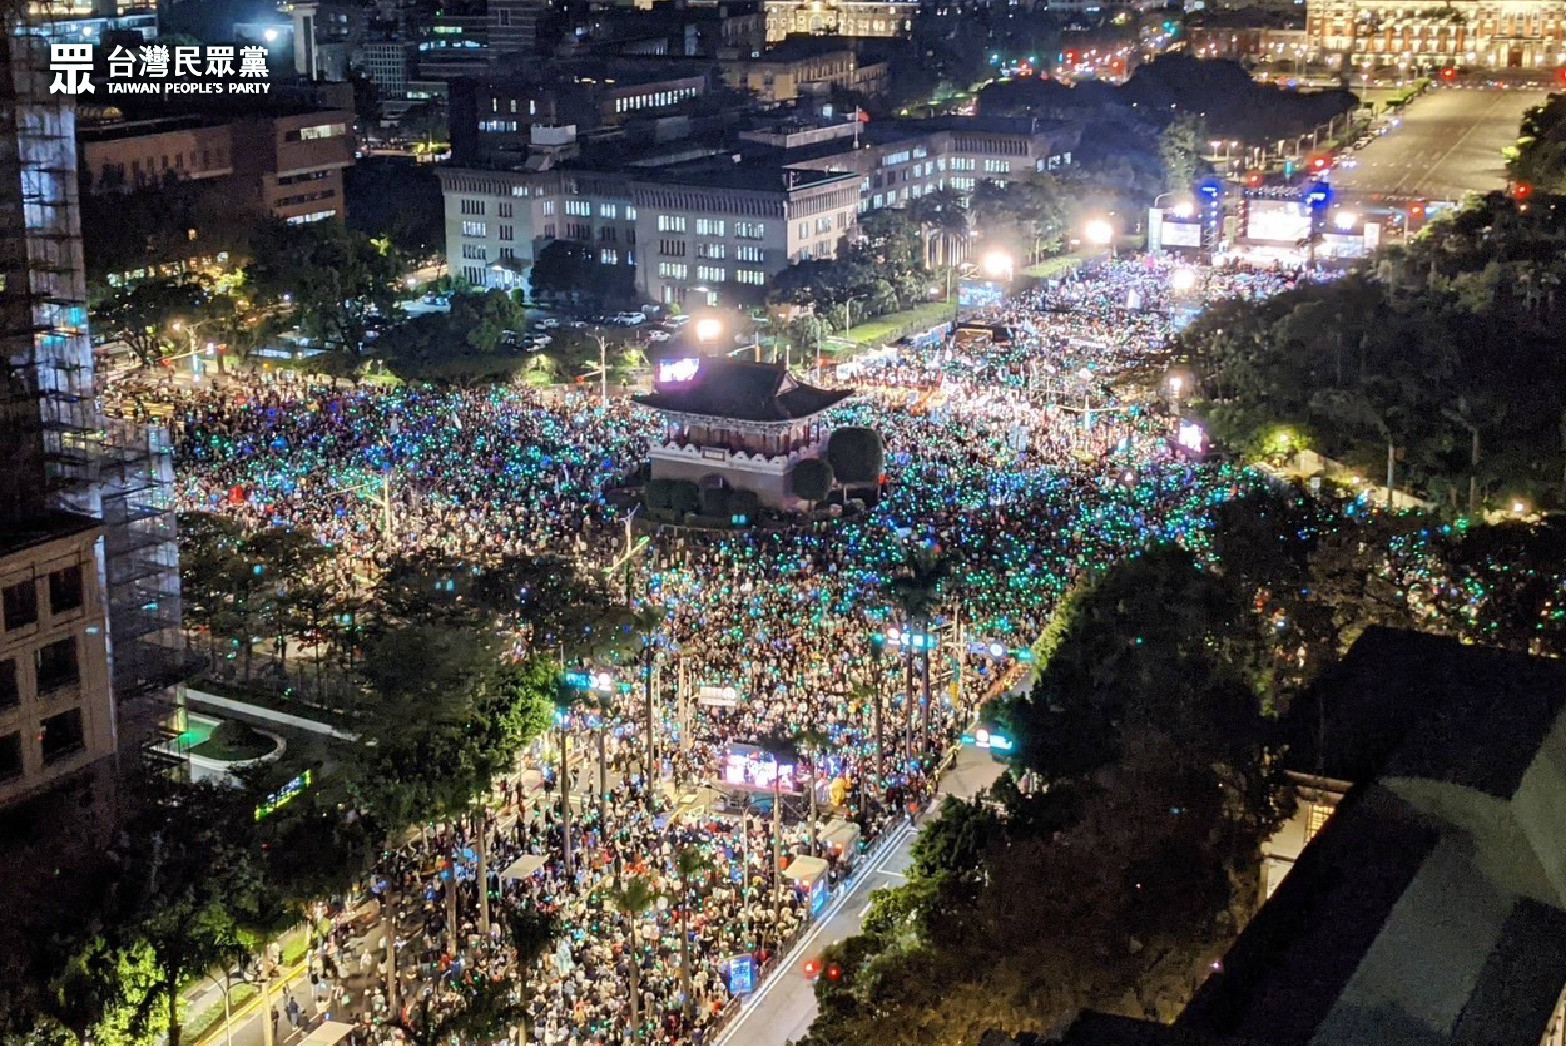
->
[357,39,416,109]
[78,107,356,228]
[489,0,545,56]
[1306,0,1566,70]
[633,357,854,509]
[761,0,919,41]
[1060,627,1566,1046]
[561,2,767,57]
[0,514,115,809]
[20,7,156,44]
[2,30,187,788]
[439,113,1078,302]
[722,40,888,103]
[438,159,860,305]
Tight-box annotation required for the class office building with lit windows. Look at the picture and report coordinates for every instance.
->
[439,114,1078,303]
[1307,0,1566,70]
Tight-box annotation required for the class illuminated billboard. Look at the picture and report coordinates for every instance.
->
[1162,221,1202,248]
[1246,200,1312,243]
[721,744,799,792]
[656,357,701,384]
[958,279,1006,309]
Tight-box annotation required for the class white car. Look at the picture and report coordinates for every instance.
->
[614,312,646,326]
[648,329,671,341]
[542,317,560,328]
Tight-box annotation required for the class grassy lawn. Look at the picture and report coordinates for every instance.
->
[1022,251,1097,279]
[190,720,278,762]
[191,676,358,732]
[843,300,956,347]
[186,928,312,1046]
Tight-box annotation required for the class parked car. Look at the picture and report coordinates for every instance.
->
[542,317,560,328]
[666,314,690,327]
[648,329,671,342]
[613,311,646,326]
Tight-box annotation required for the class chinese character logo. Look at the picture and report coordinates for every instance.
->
[49,43,95,94]
[238,46,268,77]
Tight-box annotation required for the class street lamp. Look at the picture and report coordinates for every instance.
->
[1168,373,1185,415]
[1084,219,1115,255]
[1169,268,1199,294]
[694,317,723,344]
[980,248,1014,280]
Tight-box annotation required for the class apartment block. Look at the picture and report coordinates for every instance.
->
[722,42,888,103]
[78,108,355,227]
[0,517,115,808]
[761,0,917,41]
[1306,0,1566,68]
[439,114,1078,304]
[439,162,858,305]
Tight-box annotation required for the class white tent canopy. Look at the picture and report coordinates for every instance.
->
[501,854,547,881]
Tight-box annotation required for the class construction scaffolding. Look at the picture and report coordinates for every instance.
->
[2,20,194,759]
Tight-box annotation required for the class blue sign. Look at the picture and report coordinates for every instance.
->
[810,876,829,915]
[728,954,756,994]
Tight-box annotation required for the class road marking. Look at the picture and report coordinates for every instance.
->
[876,869,907,879]
[712,819,916,1046]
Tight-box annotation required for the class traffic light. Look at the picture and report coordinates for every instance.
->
[1246,170,1262,186]
[1284,159,1295,177]
[1309,155,1329,172]
[826,964,842,981]
[1512,181,1533,199]
[804,959,821,980]
[1440,66,1457,81]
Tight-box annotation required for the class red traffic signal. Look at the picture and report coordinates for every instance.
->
[1245,170,1262,186]
[1512,181,1533,199]
[1309,155,1328,171]
[804,959,820,979]
[826,964,842,980]
[1440,66,1457,80]
[1409,203,1424,216]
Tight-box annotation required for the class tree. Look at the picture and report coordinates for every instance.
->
[790,458,834,513]
[793,726,831,858]
[377,290,529,385]
[887,546,951,758]
[393,978,528,1046]
[827,427,885,488]
[910,188,969,268]
[1179,196,1566,510]
[244,220,400,364]
[608,877,659,1041]
[1157,112,1204,193]
[106,782,265,1046]
[1005,544,1272,787]
[674,846,712,1023]
[530,240,633,307]
[345,160,444,256]
[92,276,207,367]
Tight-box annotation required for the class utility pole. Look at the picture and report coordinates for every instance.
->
[1386,440,1396,512]
[596,332,609,406]
[642,645,656,808]
[381,467,394,541]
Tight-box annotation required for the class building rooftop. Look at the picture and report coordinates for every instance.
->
[1282,626,1566,798]
[0,510,101,558]
[1060,627,1566,1046]
[633,358,853,422]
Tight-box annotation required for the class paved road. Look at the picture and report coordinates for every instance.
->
[1330,86,1549,200]
[716,744,1007,1046]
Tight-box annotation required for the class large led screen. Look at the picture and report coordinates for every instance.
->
[1246,200,1311,243]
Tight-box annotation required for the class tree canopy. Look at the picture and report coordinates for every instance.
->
[1178,192,1566,512]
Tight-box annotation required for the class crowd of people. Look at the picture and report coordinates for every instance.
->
[105,255,1320,1046]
